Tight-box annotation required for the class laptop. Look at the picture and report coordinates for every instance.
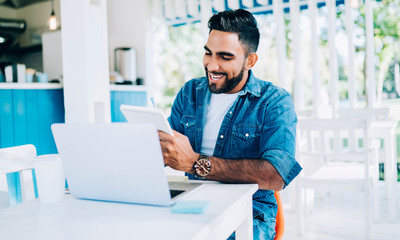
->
[51,123,202,206]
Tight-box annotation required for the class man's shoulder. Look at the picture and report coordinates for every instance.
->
[174,77,207,105]
[183,77,207,88]
[252,76,290,100]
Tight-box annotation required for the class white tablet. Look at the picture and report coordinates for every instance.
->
[120,104,174,135]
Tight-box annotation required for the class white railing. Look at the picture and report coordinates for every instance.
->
[153,0,378,116]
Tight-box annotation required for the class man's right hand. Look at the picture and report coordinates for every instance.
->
[158,130,199,174]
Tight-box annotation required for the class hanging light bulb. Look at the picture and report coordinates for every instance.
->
[48,0,57,30]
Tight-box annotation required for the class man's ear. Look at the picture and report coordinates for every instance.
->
[245,53,258,70]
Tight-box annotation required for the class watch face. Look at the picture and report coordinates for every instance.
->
[195,158,211,177]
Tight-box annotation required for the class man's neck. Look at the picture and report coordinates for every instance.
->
[227,70,250,94]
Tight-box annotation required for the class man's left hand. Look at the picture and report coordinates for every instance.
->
[158,130,199,173]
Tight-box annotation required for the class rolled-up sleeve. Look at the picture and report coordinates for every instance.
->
[168,88,185,134]
[259,93,302,186]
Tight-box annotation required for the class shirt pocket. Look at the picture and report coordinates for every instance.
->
[180,115,197,137]
[230,125,261,159]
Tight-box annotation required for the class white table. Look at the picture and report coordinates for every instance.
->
[369,120,398,221]
[0,182,258,240]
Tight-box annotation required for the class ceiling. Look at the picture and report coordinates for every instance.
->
[0,0,49,9]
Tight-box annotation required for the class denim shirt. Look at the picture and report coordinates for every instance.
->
[168,70,302,223]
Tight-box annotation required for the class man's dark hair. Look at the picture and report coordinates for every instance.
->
[208,9,260,55]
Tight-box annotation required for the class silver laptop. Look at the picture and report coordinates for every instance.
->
[51,123,202,206]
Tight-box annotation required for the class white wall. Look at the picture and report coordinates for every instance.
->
[107,0,151,83]
[42,30,63,81]
[0,6,17,18]
[61,0,111,124]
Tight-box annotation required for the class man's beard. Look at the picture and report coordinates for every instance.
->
[206,67,245,94]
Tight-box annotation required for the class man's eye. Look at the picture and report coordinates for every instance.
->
[205,52,211,55]
[222,56,232,61]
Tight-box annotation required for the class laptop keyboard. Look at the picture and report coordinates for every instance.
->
[170,190,185,198]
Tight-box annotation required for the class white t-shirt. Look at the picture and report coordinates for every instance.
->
[201,93,239,156]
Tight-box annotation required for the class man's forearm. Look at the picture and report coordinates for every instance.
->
[159,130,285,191]
[204,157,284,191]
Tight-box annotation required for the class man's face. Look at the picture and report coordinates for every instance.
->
[203,30,248,94]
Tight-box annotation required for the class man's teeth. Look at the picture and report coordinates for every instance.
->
[210,73,224,80]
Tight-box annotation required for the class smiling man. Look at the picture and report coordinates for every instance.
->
[158,9,302,240]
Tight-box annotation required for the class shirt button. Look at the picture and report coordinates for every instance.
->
[229,111,232,115]
[186,123,189,126]
[220,135,224,139]
[245,133,249,137]
[197,128,201,132]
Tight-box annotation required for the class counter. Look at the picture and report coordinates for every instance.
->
[109,84,147,92]
[0,83,63,89]
[0,83,148,153]
[0,84,64,154]
[109,84,148,122]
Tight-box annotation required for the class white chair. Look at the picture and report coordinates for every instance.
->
[337,107,397,221]
[296,117,379,240]
[0,144,38,207]
[337,107,389,120]
[297,107,389,120]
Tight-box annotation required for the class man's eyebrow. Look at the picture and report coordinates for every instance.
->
[216,51,234,57]
[204,46,234,57]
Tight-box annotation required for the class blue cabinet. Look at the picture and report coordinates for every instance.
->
[0,88,65,155]
[0,86,148,149]
[110,89,147,122]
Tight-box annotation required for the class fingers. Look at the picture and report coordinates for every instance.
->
[159,129,185,139]
[172,129,183,137]
[158,131,168,142]
[159,140,169,162]
[159,136,172,155]
[158,130,174,142]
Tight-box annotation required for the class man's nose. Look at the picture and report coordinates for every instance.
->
[206,58,219,72]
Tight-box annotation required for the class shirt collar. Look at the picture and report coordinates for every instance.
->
[238,70,262,97]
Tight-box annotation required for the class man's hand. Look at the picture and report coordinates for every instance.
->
[159,130,284,190]
[158,130,199,173]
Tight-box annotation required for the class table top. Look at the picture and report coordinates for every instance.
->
[0,182,258,240]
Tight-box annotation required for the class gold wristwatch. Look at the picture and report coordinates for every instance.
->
[193,154,211,179]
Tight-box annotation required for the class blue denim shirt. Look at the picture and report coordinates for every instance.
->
[168,70,302,227]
